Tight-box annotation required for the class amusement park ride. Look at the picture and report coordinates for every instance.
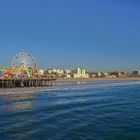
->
[2,52,37,79]
[0,52,56,88]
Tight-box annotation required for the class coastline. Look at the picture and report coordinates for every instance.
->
[55,77,140,83]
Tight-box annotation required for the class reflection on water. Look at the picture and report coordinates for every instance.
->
[0,91,39,113]
[1,92,38,101]
[3,102,37,112]
[77,81,85,84]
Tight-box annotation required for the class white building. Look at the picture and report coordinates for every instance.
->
[64,69,71,74]
[72,68,89,78]
[63,69,71,78]
[46,69,64,75]
[97,72,102,77]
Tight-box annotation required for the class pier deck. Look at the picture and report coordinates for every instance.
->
[0,78,56,88]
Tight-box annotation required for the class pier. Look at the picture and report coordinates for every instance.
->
[0,78,56,88]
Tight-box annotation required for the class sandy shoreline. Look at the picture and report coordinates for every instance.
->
[55,77,140,83]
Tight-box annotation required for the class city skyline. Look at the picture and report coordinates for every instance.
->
[0,0,140,71]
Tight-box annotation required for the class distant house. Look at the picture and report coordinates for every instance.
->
[110,71,130,78]
[97,72,102,78]
[118,72,130,78]
[89,72,97,78]
[63,69,71,78]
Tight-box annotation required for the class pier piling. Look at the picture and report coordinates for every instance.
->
[0,78,56,88]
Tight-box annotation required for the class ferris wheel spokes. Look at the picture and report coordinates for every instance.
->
[12,52,37,79]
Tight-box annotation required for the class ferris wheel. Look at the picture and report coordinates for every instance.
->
[12,52,37,78]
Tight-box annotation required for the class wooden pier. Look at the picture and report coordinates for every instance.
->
[0,78,56,88]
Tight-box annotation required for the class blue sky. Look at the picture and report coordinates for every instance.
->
[0,0,140,71]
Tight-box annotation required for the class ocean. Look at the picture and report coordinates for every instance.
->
[0,81,140,140]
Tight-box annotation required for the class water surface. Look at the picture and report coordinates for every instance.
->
[0,81,140,140]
